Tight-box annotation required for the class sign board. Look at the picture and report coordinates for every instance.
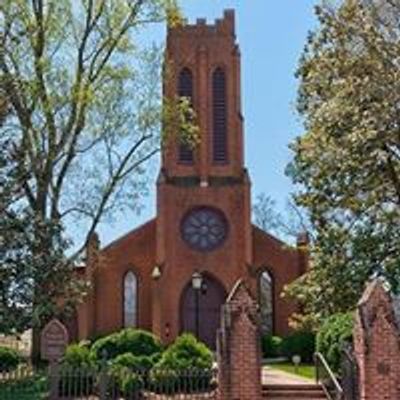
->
[40,319,69,361]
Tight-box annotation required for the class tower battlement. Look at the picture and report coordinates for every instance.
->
[169,9,235,38]
[164,9,242,179]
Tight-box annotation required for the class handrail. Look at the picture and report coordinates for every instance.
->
[314,352,344,400]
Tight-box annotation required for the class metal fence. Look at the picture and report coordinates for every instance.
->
[0,364,217,400]
[340,344,359,400]
[314,352,344,400]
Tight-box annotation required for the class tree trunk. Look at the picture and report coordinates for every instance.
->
[31,325,42,366]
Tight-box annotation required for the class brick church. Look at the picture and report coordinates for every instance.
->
[73,10,308,349]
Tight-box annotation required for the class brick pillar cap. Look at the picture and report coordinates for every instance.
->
[358,279,390,308]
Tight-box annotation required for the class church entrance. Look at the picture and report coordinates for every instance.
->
[180,275,226,349]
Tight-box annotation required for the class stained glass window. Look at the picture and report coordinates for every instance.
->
[181,207,228,252]
[259,270,273,335]
[124,271,137,328]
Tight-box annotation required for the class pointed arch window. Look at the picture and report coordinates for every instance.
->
[178,68,194,163]
[213,68,228,163]
[259,270,274,335]
[124,271,138,328]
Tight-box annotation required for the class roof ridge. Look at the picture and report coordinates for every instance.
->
[101,217,157,252]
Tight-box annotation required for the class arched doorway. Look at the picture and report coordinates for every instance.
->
[259,270,274,335]
[180,274,226,349]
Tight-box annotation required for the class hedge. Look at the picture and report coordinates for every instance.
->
[90,329,162,361]
[316,313,354,373]
[0,346,21,372]
[281,331,315,363]
[261,335,283,358]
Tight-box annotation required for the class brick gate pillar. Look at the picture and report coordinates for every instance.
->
[353,280,400,400]
[217,279,263,400]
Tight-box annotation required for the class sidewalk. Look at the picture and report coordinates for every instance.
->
[262,366,315,385]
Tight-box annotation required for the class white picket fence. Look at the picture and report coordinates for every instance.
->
[0,331,31,357]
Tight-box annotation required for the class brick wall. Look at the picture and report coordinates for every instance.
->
[217,279,262,400]
[73,9,306,347]
[353,280,400,400]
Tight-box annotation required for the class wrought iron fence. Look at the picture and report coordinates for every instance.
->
[340,344,359,400]
[314,352,344,400]
[0,364,217,400]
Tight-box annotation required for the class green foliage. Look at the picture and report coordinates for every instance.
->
[109,365,144,398]
[63,343,95,368]
[151,334,214,394]
[286,0,400,327]
[316,313,354,373]
[281,331,315,363]
[0,346,21,372]
[0,372,48,399]
[155,334,212,371]
[91,329,162,361]
[59,343,96,397]
[261,335,283,359]
[112,352,160,372]
[0,0,190,355]
[120,372,144,397]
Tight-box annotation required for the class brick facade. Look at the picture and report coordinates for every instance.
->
[74,10,306,348]
[353,280,400,400]
[217,280,263,400]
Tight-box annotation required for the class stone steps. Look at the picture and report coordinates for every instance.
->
[263,384,327,399]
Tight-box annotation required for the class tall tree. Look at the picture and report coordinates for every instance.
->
[0,0,194,360]
[285,0,400,328]
[252,193,311,243]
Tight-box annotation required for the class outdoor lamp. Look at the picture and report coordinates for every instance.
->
[191,271,203,340]
[192,271,203,290]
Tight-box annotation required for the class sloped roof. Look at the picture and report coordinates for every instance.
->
[101,218,157,253]
[252,224,295,250]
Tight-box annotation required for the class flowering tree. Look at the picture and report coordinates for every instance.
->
[286,0,400,328]
[0,0,197,361]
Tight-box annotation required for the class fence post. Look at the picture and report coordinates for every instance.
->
[353,280,400,400]
[49,361,60,400]
[216,279,263,400]
[98,351,108,400]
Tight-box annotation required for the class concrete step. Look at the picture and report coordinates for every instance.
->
[263,384,327,399]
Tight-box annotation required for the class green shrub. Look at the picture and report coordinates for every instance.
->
[261,335,283,358]
[109,364,144,398]
[155,334,212,371]
[281,331,315,363]
[0,346,21,372]
[316,313,354,373]
[112,352,160,372]
[63,343,95,367]
[120,373,144,397]
[91,329,162,361]
[151,334,214,394]
[59,343,96,397]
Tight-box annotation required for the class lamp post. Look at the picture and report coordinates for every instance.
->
[191,271,203,340]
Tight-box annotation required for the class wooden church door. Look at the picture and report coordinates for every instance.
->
[180,275,226,349]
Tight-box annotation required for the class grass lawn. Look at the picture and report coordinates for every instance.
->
[268,362,316,380]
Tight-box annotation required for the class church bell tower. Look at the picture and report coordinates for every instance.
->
[154,10,252,347]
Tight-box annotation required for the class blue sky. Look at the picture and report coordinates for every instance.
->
[98,0,319,245]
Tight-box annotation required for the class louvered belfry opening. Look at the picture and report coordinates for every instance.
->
[213,68,228,163]
[178,68,194,163]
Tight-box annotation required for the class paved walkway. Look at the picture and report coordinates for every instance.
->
[262,366,315,385]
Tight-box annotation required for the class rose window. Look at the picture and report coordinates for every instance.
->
[181,207,228,252]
